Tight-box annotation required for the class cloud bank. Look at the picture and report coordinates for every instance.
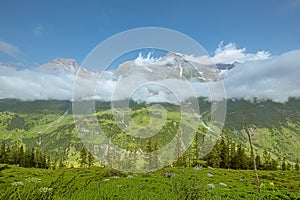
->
[0,43,299,103]
[212,41,271,64]
[224,49,300,102]
[180,42,271,66]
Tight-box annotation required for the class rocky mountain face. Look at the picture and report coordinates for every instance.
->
[114,52,223,82]
[1,52,238,81]
[34,58,81,74]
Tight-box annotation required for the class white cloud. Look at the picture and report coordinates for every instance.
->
[172,42,271,66]
[212,41,271,64]
[32,24,43,36]
[0,67,74,100]
[0,44,299,103]
[224,49,300,102]
[0,40,22,59]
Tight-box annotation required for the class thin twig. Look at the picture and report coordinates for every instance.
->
[245,123,260,193]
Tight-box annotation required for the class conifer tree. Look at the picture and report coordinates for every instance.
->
[281,157,286,171]
[255,155,263,170]
[219,136,230,168]
[0,141,8,164]
[295,158,299,171]
[19,145,25,167]
[30,147,36,167]
[79,146,87,167]
[87,151,95,168]
[262,150,271,170]
[286,162,291,171]
[229,142,237,168]
[270,159,278,170]
[144,139,153,169]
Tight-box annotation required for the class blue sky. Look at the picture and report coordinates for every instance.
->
[0,0,300,68]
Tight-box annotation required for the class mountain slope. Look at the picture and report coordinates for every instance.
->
[0,98,299,162]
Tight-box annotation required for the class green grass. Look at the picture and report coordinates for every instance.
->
[1,164,299,199]
[1,98,300,162]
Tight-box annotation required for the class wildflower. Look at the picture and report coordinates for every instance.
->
[193,183,202,190]
[207,166,214,170]
[219,182,227,187]
[114,176,120,179]
[207,183,215,189]
[127,175,134,179]
[143,172,151,176]
[170,172,175,178]
[103,178,110,182]
[39,187,53,193]
[193,166,202,171]
[239,178,245,182]
[207,173,213,177]
[25,177,41,183]
[11,181,24,186]
[164,172,175,178]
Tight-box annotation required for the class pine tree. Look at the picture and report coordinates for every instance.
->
[30,147,36,167]
[79,146,87,167]
[10,141,19,165]
[19,145,25,167]
[281,157,286,171]
[59,159,65,168]
[219,136,230,168]
[286,162,292,171]
[87,151,95,168]
[191,131,200,166]
[295,158,299,171]
[262,150,271,170]
[6,145,11,164]
[236,143,248,169]
[41,152,47,169]
[174,133,186,167]
[270,159,278,170]
[0,141,8,164]
[255,155,263,170]
[152,141,159,169]
[205,143,221,168]
[144,139,153,169]
[35,148,41,168]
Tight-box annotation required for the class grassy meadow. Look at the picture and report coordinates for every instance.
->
[1,99,300,199]
[1,164,299,200]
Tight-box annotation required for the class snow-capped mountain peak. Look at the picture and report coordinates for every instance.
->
[114,52,221,82]
[35,58,81,74]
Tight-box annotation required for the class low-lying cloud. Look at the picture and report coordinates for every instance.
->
[0,43,299,103]
[224,49,300,102]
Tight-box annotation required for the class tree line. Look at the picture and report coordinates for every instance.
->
[1,129,299,171]
[0,141,50,168]
[0,140,97,169]
[144,129,300,171]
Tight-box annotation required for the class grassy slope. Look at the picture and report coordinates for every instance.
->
[225,98,300,161]
[0,164,299,200]
[0,98,299,162]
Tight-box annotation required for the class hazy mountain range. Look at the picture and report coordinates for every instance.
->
[1,49,300,102]
[0,50,299,164]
